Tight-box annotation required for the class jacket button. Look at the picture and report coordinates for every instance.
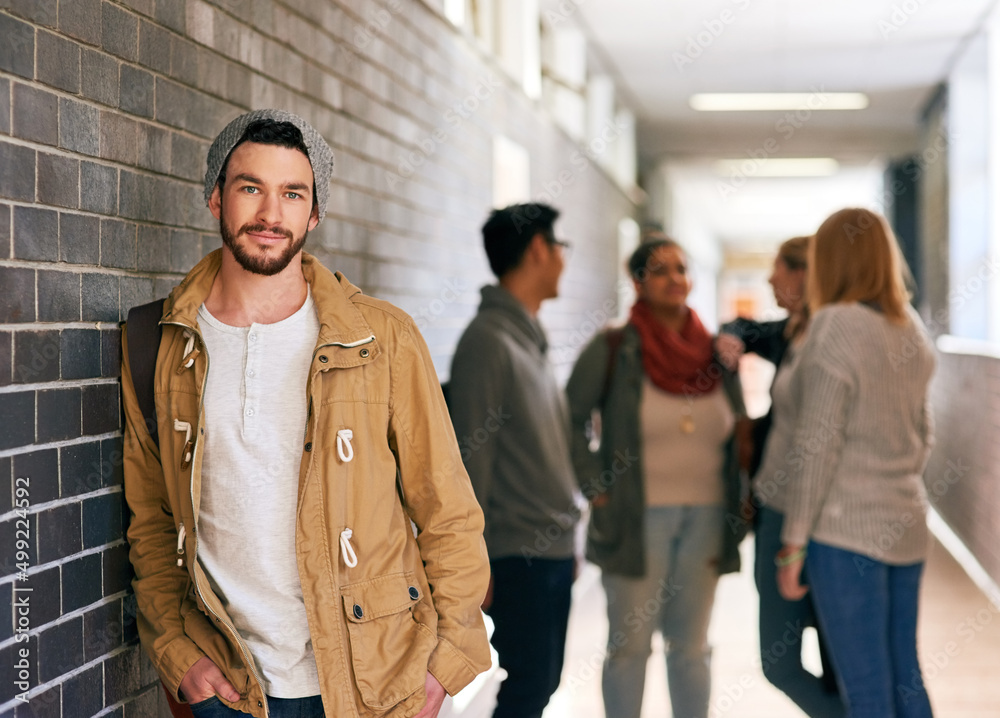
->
[353,604,364,619]
[360,348,370,358]
[304,442,312,452]
[408,586,419,600]
[319,355,328,363]
[258,701,263,707]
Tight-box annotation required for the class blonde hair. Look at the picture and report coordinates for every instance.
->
[809,208,910,324]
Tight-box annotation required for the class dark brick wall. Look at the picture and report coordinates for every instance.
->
[0,1,635,716]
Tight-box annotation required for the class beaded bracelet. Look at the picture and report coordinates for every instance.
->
[774,547,807,567]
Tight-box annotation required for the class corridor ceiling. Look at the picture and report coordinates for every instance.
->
[562,0,998,165]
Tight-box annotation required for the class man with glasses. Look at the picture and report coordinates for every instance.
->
[448,203,581,718]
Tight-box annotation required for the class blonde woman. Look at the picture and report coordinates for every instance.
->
[777,209,935,717]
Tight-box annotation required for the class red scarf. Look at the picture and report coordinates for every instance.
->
[628,300,720,396]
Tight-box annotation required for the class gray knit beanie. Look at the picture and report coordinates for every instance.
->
[204,109,335,223]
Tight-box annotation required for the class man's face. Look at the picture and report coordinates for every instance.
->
[208,141,320,276]
[538,231,567,300]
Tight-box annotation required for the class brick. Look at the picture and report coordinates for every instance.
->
[9,0,58,26]
[137,122,171,174]
[16,684,62,718]
[137,225,170,272]
[81,47,119,107]
[83,382,119,435]
[101,328,120,379]
[100,219,136,269]
[61,329,101,380]
[101,432,124,488]
[138,19,171,74]
[23,565,61,628]
[59,212,101,264]
[12,449,58,505]
[81,272,120,322]
[84,599,125,662]
[60,441,103,497]
[62,664,103,717]
[36,29,81,93]
[100,110,139,164]
[0,143,35,202]
[170,132,204,182]
[38,501,82,565]
[36,152,80,209]
[12,83,58,145]
[120,277,154,321]
[59,97,101,156]
[37,387,82,444]
[58,0,102,44]
[102,542,131,597]
[102,1,139,61]
[0,637,38,705]
[154,0,186,32]
[13,330,59,383]
[38,270,81,322]
[83,492,123,549]
[0,456,10,514]
[0,78,9,135]
[63,553,103,613]
[120,64,154,118]
[13,206,59,262]
[0,267,35,323]
[0,391,34,450]
[0,583,10,644]
[38,616,84,682]
[0,13,35,79]
[80,161,118,215]
[169,36,199,86]
[105,645,141,706]
[169,230,204,272]
[119,0,153,16]
[0,331,10,387]
[0,204,8,259]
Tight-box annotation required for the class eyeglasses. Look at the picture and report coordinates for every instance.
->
[551,239,572,257]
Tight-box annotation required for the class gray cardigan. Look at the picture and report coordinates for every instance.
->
[566,324,748,577]
[449,286,580,561]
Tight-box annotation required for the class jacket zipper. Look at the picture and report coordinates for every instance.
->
[164,320,270,718]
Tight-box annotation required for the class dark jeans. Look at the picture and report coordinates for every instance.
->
[806,540,933,718]
[189,694,324,718]
[488,555,574,718]
[754,507,843,717]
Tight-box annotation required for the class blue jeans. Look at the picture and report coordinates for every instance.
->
[189,694,324,718]
[488,556,574,718]
[602,505,724,718]
[806,540,933,718]
[755,507,843,717]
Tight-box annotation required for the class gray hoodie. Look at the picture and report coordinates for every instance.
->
[449,285,580,561]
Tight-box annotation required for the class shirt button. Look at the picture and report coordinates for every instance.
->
[353,604,364,619]
[246,369,254,377]
[249,334,256,341]
[246,408,255,417]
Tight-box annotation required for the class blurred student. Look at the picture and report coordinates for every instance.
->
[777,208,935,718]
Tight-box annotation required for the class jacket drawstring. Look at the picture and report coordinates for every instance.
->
[177,330,199,373]
[174,419,194,468]
[176,522,186,567]
[337,429,354,463]
[339,528,358,568]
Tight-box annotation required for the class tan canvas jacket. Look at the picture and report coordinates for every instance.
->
[121,250,491,717]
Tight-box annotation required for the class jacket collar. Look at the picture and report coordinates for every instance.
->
[162,249,375,346]
[480,284,548,354]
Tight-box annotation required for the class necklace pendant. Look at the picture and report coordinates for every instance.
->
[680,414,695,433]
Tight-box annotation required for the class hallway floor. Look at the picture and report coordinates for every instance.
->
[539,535,1000,718]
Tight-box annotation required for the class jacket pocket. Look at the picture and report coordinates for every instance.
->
[341,572,436,711]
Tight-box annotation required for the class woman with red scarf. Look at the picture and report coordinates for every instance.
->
[567,237,747,718]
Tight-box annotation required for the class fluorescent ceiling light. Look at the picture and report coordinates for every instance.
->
[714,158,840,177]
[691,93,869,111]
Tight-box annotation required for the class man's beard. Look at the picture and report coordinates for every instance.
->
[220,217,308,276]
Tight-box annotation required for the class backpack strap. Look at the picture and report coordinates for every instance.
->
[125,298,166,449]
